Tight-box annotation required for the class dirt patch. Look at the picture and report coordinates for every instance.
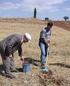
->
[54,21,70,31]
[39,70,65,86]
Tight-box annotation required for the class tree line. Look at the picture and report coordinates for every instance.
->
[33,8,69,21]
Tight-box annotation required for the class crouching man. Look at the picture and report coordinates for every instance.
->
[0,33,31,78]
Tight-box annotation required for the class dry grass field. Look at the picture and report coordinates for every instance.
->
[0,19,70,86]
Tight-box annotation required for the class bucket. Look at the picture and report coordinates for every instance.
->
[22,63,31,73]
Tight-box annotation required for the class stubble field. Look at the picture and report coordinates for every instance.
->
[0,19,70,86]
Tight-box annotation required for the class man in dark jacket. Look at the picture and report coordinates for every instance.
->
[0,33,31,78]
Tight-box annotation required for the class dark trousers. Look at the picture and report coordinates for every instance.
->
[1,54,15,74]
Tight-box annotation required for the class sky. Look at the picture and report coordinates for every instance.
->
[0,0,70,20]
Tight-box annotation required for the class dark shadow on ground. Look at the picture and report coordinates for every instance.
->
[49,63,70,68]
[24,57,40,66]
[16,68,23,72]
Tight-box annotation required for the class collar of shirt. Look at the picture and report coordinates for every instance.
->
[21,35,24,43]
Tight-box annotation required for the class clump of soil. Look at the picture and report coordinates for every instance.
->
[38,70,65,86]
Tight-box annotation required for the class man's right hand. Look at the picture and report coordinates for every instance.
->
[20,56,24,61]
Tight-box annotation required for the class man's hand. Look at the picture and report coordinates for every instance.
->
[20,56,24,61]
[47,40,50,44]
[44,39,50,46]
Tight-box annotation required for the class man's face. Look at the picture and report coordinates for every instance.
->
[47,25,52,29]
[23,36,28,43]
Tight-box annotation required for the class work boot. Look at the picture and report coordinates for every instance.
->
[0,71,6,76]
[41,64,45,69]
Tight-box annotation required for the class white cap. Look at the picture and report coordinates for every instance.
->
[24,33,31,41]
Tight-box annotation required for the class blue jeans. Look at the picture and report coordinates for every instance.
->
[39,42,48,65]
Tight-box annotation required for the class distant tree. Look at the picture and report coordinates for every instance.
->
[63,16,69,21]
[34,8,37,18]
[45,17,49,21]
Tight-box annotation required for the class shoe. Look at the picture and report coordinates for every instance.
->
[0,71,6,76]
[6,73,16,79]
[40,66,49,73]
[41,64,45,69]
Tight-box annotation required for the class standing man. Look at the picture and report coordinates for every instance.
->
[0,33,31,78]
[39,22,53,72]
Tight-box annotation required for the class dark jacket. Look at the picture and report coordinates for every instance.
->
[0,34,23,57]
